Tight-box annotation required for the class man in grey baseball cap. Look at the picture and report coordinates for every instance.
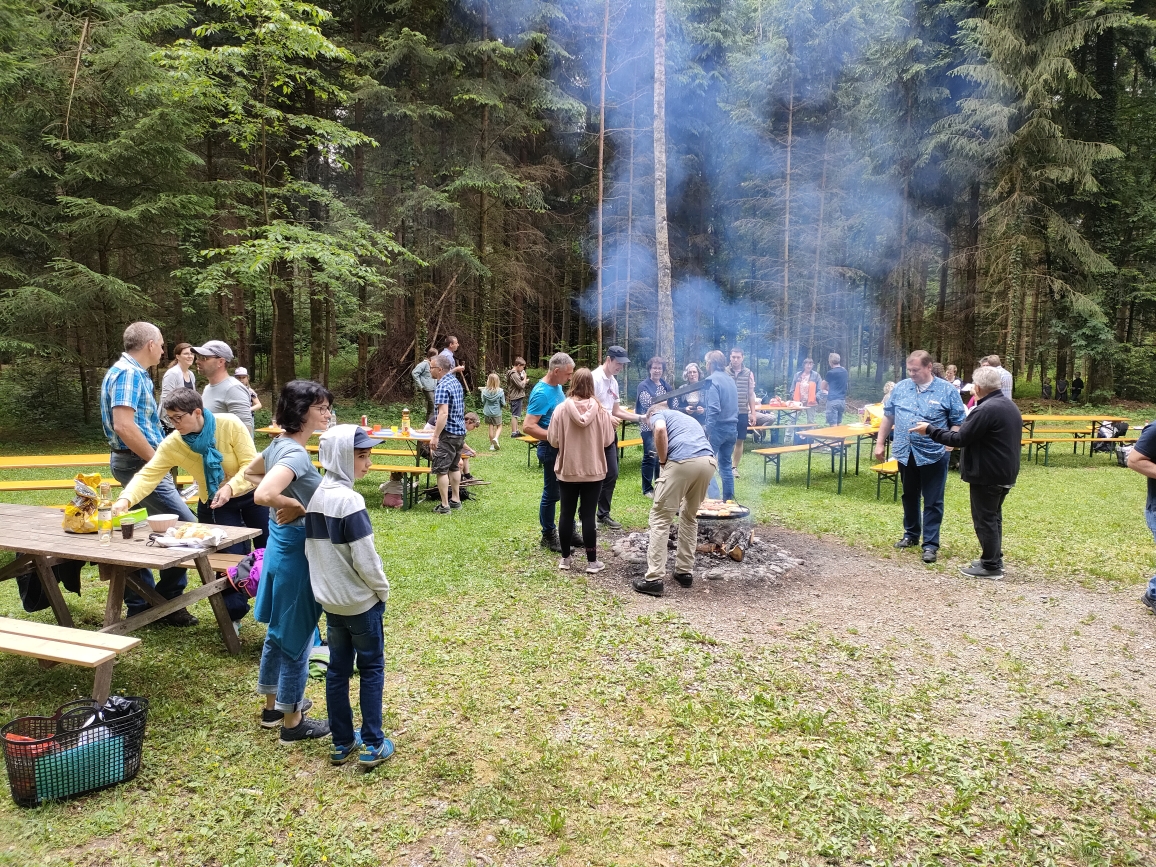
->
[195,340,254,436]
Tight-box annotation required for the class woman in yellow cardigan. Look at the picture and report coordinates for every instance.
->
[113,388,269,620]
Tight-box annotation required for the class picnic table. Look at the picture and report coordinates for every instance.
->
[797,423,880,493]
[258,425,432,466]
[1020,415,1127,439]
[0,504,259,659]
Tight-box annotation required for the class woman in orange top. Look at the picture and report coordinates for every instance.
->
[793,358,822,423]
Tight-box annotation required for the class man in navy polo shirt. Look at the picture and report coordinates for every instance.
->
[873,350,965,563]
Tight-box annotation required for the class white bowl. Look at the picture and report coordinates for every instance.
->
[146,514,180,533]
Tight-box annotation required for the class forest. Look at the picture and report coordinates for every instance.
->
[3,0,1156,419]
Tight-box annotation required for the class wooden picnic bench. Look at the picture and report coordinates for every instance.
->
[618,437,644,459]
[1024,436,1138,466]
[0,454,111,470]
[520,435,540,467]
[753,444,814,483]
[0,617,140,702]
[0,476,193,494]
[309,460,430,509]
[870,460,900,501]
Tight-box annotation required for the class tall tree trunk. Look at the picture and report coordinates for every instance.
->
[309,275,325,381]
[935,213,951,360]
[653,0,674,363]
[960,181,980,368]
[782,74,795,384]
[271,264,295,398]
[595,0,610,360]
[808,138,827,356]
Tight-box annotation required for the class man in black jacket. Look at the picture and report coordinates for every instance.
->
[910,366,1022,579]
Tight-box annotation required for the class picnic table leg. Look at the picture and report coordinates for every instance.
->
[775,455,782,484]
[92,661,113,704]
[193,554,241,655]
[32,555,75,628]
[855,436,861,475]
[806,446,812,489]
[100,564,126,628]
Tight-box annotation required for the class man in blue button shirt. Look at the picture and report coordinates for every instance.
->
[873,350,965,563]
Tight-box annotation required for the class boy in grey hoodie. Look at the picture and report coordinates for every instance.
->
[305,425,394,768]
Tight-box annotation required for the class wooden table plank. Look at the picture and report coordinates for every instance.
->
[0,633,115,667]
[0,617,139,652]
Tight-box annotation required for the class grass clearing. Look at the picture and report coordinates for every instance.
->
[0,410,1154,865]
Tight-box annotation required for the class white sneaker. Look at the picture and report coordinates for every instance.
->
[232,620,242,636]
[558,557,571,570]
[489,444,496,451]
[585,560,606,574]
[644,491,655,499]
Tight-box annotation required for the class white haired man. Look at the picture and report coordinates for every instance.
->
[910,366,1022,579]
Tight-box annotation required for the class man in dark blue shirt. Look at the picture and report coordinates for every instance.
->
[823,353,849,426]
[1127,423,1156,611]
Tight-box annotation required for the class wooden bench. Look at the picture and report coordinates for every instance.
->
[0,617,140,702]
[747,423,819,444]
[752,444,814,483]
[0,454,111,470]
[1023,436,1137,466]
[520,435,540,467]
[311,461,430,509]
[870,460,900,501]
[618,437,644,459]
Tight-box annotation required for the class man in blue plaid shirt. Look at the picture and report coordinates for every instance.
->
[429,354,467,514]
[101,322,198,626]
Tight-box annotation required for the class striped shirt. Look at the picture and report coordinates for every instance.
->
[434,375,466,436]
[101,353,165,451]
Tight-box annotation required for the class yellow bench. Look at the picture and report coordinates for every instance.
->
[0,476,193,493]
[0,454,111,470]
[0,616,140,702]
[752,444,814,483]
[870,460,900,501]
[618,437,644,459]
[311,461,430,509]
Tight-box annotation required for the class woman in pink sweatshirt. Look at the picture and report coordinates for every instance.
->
[548,368,616,573]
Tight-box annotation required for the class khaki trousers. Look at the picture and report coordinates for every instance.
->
[646,456,717,581]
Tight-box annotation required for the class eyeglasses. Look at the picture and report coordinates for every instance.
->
[311,404,332,414]
[168,412,189,425]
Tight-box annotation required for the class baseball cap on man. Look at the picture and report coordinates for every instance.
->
[192,340,234,360]
[607,345,630,363]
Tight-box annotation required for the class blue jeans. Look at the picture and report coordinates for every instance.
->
[1145,504,1156,600]
[707,425,737,501]
[899,452,950,549]
[326,600,386,749]
[641,430,658,495]
[537,442,560,535]
[109,451,195,616]
[825,400,846,426]
[257,636,310,713]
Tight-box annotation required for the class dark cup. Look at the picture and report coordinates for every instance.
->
[121,519,136,540]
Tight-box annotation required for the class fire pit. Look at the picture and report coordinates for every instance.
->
[691,499,752,561]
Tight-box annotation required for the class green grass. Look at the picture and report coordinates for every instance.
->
[0,408,1154,865]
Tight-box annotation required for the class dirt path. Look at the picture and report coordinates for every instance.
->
[593,524,1156,733]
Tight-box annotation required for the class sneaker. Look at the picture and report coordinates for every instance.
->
[489,444,496,451]
[673,572,693,588]
[278,716,331,745]
[449,499,462,510]
[359,738,395,769]
[163,608,198,627]
[494,440,500,451]
[643,490,654,500]
[510,431,521,438]
[894,536,917,549]
[232,620,242,636]
[959,564,1003,580]
[971,558,1004,571]
[331,734,363,765]
[433,504,451,515]
[1142,593,1156,614]
[541,532,562,553]
[260,699,314,729]
[558,557,571,571]
[631,578,664,597]
[585,560,606,574]
[921,547,937,564]
[598,516,623,530]
[462,473,474,481]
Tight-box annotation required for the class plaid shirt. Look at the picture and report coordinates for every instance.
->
[101,353,165,451]
[434,375,466,436]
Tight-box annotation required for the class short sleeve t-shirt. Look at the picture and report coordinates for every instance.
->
[526,380,565,430]
[653,410,714,462]
[1135,423,1156,507]
[825,367,849,402]
[262,436,321,527]
[591,366,620,414]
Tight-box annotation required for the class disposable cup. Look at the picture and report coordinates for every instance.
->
[121,519,136,540]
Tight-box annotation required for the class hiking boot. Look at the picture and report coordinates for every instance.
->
[540,532,562,553]
[959,564,1003,580]
[433,504,451,515]
[278,716,331,745]
[449,499,462,510]
[331,734,363,765]
[260,699,313,729]
[163,608,198,627]
[631,578,664,597]
[894,536,917,549]
[558,557,571,571]
[673,572,693,588]
[359,738,395,769]
[598,516,623,530]
[921,547,937,564]
[585,560,606,574]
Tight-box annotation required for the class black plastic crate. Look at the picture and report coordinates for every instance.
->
[1,697,149,807]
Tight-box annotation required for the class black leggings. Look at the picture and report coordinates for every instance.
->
[558,480,601,560]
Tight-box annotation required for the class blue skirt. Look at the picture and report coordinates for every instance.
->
[253,522,321,661]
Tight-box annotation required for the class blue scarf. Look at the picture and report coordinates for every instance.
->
[182,409,225,501]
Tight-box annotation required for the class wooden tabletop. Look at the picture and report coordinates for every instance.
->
[0,503,260,570]
[256,426,431,440]
[1021,415,1128,423]
[800,424,876,440]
